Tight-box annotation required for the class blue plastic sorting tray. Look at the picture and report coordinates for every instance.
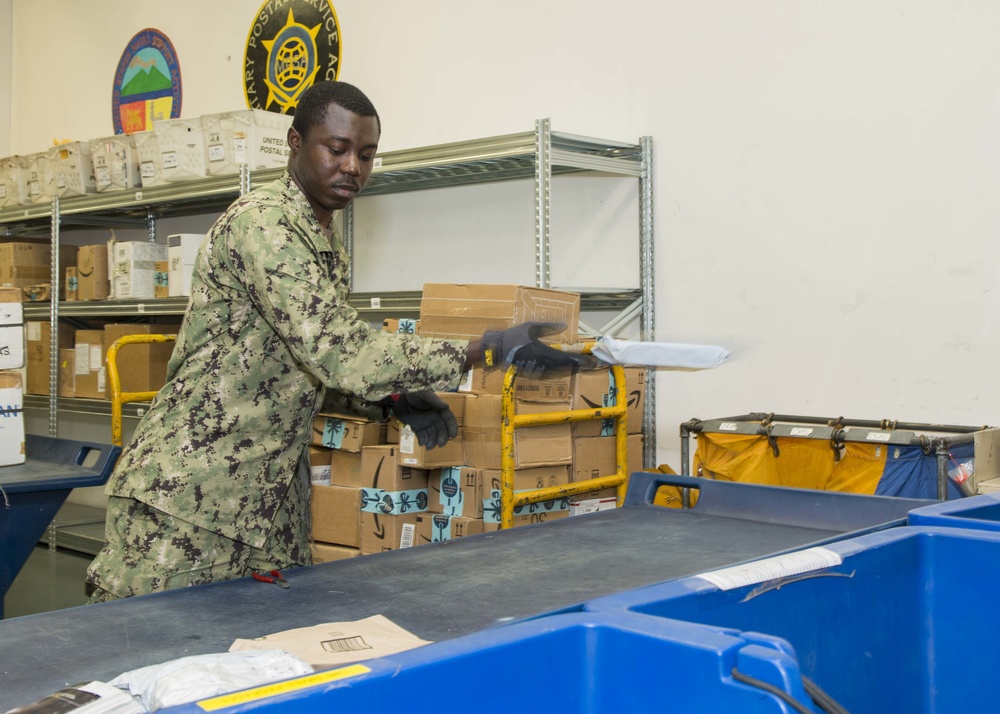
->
[907,491,1000,532]
[163,611,817,714]
[0,434,120,618]
[584,526,1000,714]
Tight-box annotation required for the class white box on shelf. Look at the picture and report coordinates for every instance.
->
[167,233,207,297]
[0,156,28,208]
[25,152,52,204]
[0,296,24,371]
[133,130,168,188]
[153,117,208,183]
[48,142,97,198]
[201,109,292,176]
[0,371,25,466]
[112,240,168,300]
[89,134,141,193]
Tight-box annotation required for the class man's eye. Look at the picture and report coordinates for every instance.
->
[361,154,374,162]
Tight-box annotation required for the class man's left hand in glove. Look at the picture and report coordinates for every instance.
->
[387,391,459,449]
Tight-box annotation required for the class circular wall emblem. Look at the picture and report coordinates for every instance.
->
[244,0,342,115]
[111,29,182,134]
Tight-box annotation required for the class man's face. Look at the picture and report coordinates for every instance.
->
[288,103,380,219]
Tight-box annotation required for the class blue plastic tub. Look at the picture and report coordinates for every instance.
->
[163,612,818,714]
[584,526,1000,714]
[908,492,1000,532]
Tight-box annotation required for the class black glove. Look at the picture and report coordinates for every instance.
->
[389,391,458,449]
[481,322,597,379]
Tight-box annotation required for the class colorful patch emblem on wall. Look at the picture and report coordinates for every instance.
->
[111,28,182,135]
[244,0,342,115]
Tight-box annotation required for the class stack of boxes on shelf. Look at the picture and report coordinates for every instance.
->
[308,283,647,561]
[0,108,292,209]
[0,287,25,466]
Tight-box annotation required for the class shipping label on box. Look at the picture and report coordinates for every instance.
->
[89,135,140,192]
[0,290,24,370]
[0,371,25,466]
[569,488,619,517]
[49,142,96,197]
[309,445,332,485]
[310,484,361,547]
[73,329,106,399]
[313,414,385,451]
[201,109,292,175]
[419,283,580,344]
[360,512,419,554]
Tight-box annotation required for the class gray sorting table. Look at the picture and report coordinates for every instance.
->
[0,435,120,619]
[0,472,930,710]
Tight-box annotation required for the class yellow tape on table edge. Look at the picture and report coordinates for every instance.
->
[196,663,372,711]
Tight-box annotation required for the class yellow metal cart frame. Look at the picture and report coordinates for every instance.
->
[499,350,629,529]
[106,334,178,447]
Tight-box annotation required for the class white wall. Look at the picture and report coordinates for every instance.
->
[9,0,1000,473]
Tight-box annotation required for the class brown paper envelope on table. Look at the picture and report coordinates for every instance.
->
[229,614,431,668]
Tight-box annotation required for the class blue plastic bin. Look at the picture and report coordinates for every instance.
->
[163,612,818,714]
[907,492,1000,532]
[584,526,1000,714]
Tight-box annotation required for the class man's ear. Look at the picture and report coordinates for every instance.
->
[287,126,301,154]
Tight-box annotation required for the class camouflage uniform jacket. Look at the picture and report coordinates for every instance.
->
[105,173,467,549]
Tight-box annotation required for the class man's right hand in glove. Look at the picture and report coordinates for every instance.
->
[388,391,458,449]
[465,322,597,379]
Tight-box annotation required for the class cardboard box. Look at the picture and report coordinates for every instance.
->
[154,261,170,298]
[463,394,573,469]
[154,117,208,182]
[416,513,484,544]
[78,244,110,300]
[310,543,360,563]
[419,283,580,344]
[48,142,96,197]
[383,318,420,335]
[25,321,75,395]
[568,488,619,516]
[112,241,168,300]
[360,444,429,518]
[396,392,466,469]
[24,152,52,204]
[458,364,571,401]
[0,155,28,207]
[309,445,332,485]
[167,233,206,297]
[201,109,292,175]
[0,243,51,295]
[310,484,361,547]
[483,510,569,532]
[360,512,419,554]
[331,449,364,488]
[73,329,106,399]
[58,348,75,397]
[65,267,78,301]
[89,134,140,192]
[133,130,167,188]
[312,414,385,452]
[571,367,646,437]
[571,434,644,483]
[0,288,24,370]
[102,323,180,393]
[0,371,25,466]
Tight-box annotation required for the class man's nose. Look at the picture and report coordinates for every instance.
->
[342,152,361,175]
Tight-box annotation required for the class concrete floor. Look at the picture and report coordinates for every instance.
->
[5,545,93,618]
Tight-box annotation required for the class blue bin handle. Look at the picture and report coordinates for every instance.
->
[623,471,704,508]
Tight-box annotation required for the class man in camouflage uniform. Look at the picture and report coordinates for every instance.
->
[86,81,588,601]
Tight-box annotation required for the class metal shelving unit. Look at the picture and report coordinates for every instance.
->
[2,119,655,464]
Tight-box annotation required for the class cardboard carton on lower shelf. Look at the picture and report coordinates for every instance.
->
[310,484,361,547]
[310,543,360,563]
[78,244,110,301]
[58,348,75,397]
[360,512,419,555]
[571,367,647,437]
[26,321,76,395]
[112,241,168,300]
[0,371,25,466]
[73,329,106,399]
[102,323,180,394]
[462,394,573,469]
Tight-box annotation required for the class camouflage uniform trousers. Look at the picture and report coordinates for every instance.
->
[86,458,312,602]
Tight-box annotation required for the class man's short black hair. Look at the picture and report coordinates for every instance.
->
[292,81,381,139]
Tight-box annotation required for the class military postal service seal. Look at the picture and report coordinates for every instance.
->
[244,0,342,115]
[111,28,182,134]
